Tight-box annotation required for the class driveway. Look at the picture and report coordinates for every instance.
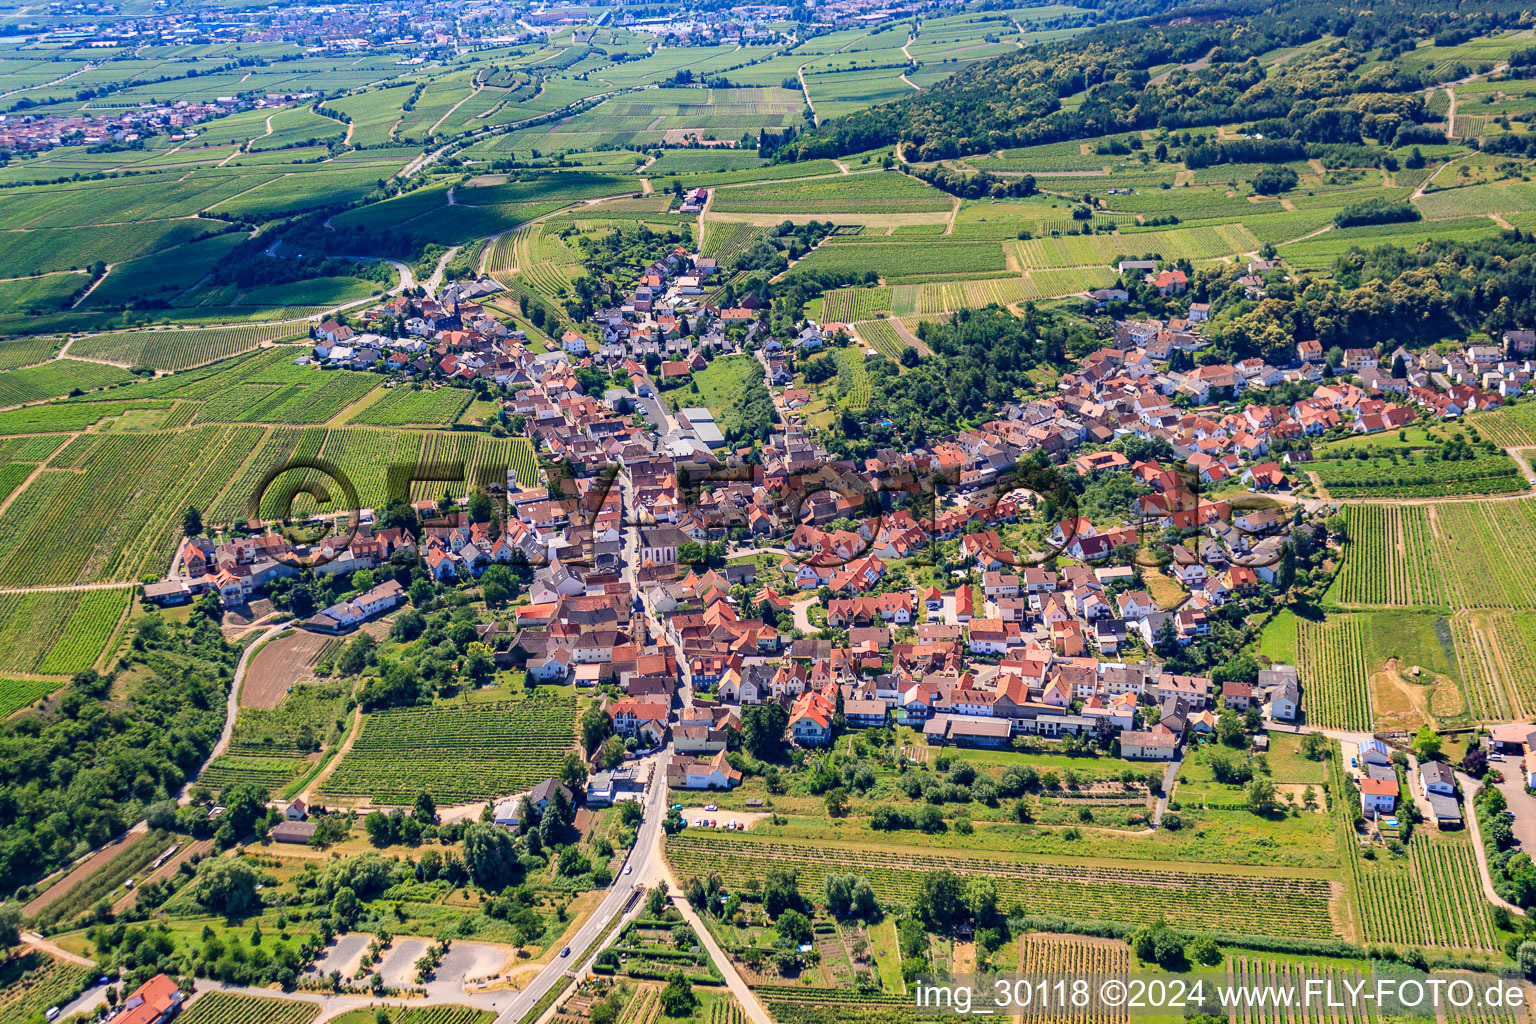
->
[1493,772,1536,851]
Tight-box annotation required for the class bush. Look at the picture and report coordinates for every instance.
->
[1335,198,1420,228]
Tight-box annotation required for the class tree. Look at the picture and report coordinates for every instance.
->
[1130,920,1185,968]
[221,781,270,841]
[462,823,521,891]
[331,886,361,929]
[660,971,697,1017]
[825,873,878,919]
[776,908,813,948]
[182,506,203,537]
[364,811,395,847]
[1519,941,1536,978]
[581,702,612,753]
[825,787,851,817]
[741,702,789,759]
[1216,710,1247,748]
[1189,935,1220,966]
[464,642,495,685]
[145,799,178,831]
[762,866,802,918]
[193,858,261,915]
[1413,726,1441,761]
[913,869,964,930]
[1300,732,1331,761]
[0,901,21,948]
[561,751,589,788]
[414,791,436,823]
[467,488,496,524]
[1246,776,1279,815]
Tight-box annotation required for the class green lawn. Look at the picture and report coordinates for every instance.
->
[1256,608,1299,665]
[661,354,761,434]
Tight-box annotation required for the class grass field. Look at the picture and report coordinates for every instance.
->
[662,354,762,438]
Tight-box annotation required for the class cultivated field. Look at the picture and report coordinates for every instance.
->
[320,694,577,805]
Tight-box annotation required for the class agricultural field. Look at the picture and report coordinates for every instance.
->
[1017,935,1131,1024]
[851,319,910,362]
[178,992,321,1024]
[709,172,953,215]
[699,222,770,271]
[0,357,136,407]
[229,680,351,757]
[1466,402,1536,448]
[320,694,576,804]
[348,385,473,427]
[1335,753,1498,951]
[69,323,307,371]
[1309,447,1528,499]
[0,949,92,1023]
[1295,614,1373,732]
[1330,500,1536,612]
[664,833,1338,938]
[0,335,61,371]
[0,425,271,585]
[0,677,64,717]
[198,754,313,794]
[0,588,131,676]
[820,286,892,322]
[790,240,1007,282]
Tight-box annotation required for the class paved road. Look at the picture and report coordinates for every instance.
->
[1271,722,1529,918]
[492,752,670,1023]
[1153,757,1181,825]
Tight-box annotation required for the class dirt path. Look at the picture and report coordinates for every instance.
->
[22,825,147,918]
[430,83,482,137]
[1148,48,1212,86]
[423,244,460,296]
[888,316,930,356]
[1414,158,1456,200]
[178,622,290,805]
[299,705,362,804]
[69,265,110,309]
[0,460,53,518]
[1508,447,1536,485]
[797,64,817,126]
[1458,768,1528,916]
[20,932,96,967]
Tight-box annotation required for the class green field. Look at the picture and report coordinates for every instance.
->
[319,694,577,804]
